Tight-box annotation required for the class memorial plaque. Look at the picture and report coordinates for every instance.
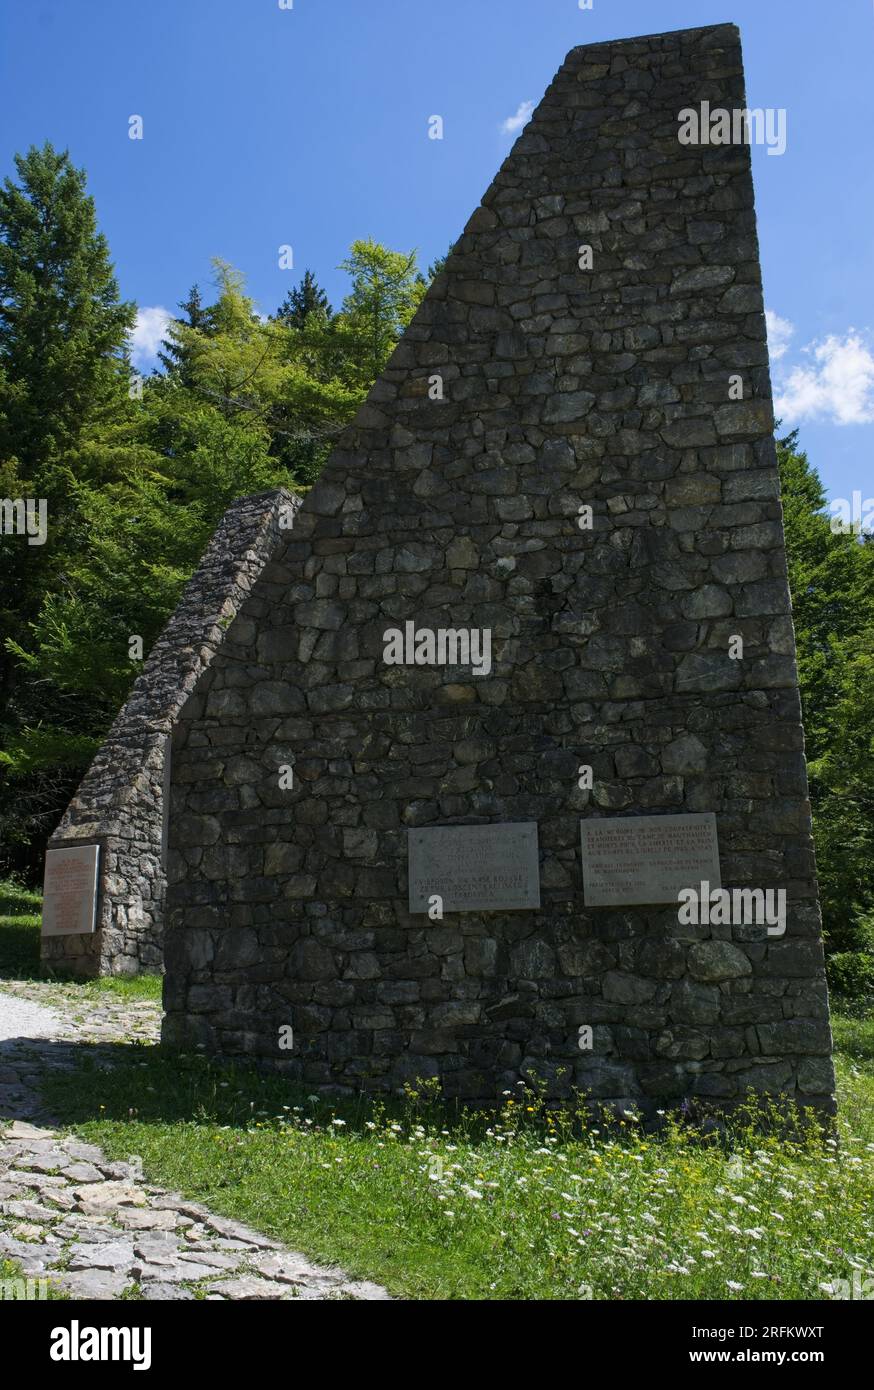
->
[41,844,100,936]
[408,823,540,913]
[580,813,720,907]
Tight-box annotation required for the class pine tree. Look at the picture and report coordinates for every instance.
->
[0,143,134,711]
[0,144,136,868]
[0,143,134,474]
[274,269,332,329]
[157,284,208,379]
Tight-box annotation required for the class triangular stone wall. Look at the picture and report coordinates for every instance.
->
[42,489,294,976]
[162,24,835,1116]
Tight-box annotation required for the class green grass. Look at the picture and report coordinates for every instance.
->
[0,876,161,1000]
[86,975,163,1002]
[0,880,42,977]
[831,1013,874,1146]
[831,1011,874,1066]
[38,1041,874,1302]
[3,877,872,1300]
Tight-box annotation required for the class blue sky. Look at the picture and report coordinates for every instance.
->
[1,0,872,508]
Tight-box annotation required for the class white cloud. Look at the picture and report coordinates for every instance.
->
[130,306,172,369]
[774,331,874,426]
[765,309,794,361]
[500,100,534,135]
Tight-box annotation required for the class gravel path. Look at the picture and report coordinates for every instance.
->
[0,983,389,1301]
[0,992,61,1043]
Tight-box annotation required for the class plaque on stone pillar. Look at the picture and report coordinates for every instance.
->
[408,822,540,913]
[580,813,720,907]
[41,844,100,936]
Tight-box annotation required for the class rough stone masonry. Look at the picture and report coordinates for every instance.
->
[162,24,836,1117]
[42,490,294,978]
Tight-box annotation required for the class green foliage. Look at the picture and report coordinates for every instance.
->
[0,142,134,473]
[0,876,42,977]
[157,283,208,381]
[778,431,874,991]
[0,723,98,775]
[425,242,455,282]
[334,238,426,387]
[164,259,362,483]
[0,144,139,869]
[0,143,427,874]
[38,1044,874,1302]
[274,269,332,329]
[0,144,136,708]
[828,947,874,1008]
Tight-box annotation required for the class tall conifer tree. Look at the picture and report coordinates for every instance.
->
[274,269,332,329]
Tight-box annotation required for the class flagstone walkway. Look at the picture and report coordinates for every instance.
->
[0,981,389,1301]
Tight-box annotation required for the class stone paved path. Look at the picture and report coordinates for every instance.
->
[0,981,389,1300]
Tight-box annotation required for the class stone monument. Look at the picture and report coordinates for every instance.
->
[162,23,835,1117]
[41,489,295,977]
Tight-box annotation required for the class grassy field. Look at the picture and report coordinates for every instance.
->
[35,1041,873,1301]
[0,877,161,1001]
[2,880,872,1301]
[0,880,42,978]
